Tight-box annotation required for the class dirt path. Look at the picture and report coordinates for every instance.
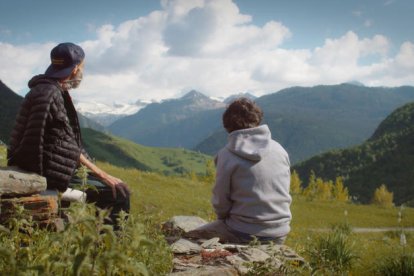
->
[312,227,414,233]
[352,227,414,233]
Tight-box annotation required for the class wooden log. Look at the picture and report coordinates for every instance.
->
[0,166,47,196]
[0,194,58,224]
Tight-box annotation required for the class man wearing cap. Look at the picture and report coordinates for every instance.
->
[7,42,130,227]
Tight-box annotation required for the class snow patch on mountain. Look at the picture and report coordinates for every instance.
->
[75,100,153,126]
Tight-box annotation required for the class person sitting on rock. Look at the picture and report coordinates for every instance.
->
[187,98,292,244]
[7,42,130,228]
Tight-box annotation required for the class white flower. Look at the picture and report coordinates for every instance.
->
[400,232,407,247]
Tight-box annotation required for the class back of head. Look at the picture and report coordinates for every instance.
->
[44,42,85,80]
[223,98,263,133]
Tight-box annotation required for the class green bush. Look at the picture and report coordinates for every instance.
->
[374,252,414,276]
[0,203,172,275]
[306,223,358,275]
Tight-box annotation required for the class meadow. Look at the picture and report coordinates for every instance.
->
[98,162,414,275]
[1,145,414,274]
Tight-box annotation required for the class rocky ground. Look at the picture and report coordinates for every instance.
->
[162,216,306,275]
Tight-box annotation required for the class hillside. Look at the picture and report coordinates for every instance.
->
[0,81,23,143]
[109,90,225,148]
[82,128,211,175]
[195,84,414,163]
[293,101,414,205]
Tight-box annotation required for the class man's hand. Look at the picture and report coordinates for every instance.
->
[100,173,130,199]
[80,153,131,199]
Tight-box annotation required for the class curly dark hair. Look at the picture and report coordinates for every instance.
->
[222,97,263,133]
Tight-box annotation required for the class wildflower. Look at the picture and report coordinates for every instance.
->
[400,232,407,247]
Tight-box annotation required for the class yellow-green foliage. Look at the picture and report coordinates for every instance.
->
[372,184,394,207]
[202,159,216,184]
[301,171,348,202]
[0,145,6,166]
[290,170,303,195]
[333,177,349,202]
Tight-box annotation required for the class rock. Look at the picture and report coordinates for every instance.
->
[258,244,306,264]
[171,239,202,254]
[169,266,238,275]
[0,194,58,224]
[162,216,208,236]
[201,237,221,249]
[226,247,273,275]
[166,216,307,275]
[0,167,47,196]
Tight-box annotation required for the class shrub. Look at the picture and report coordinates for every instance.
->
[290,170,303,195]
[0,203,172,275]
[306,223,358,274]
[374,252,414,276]
[371,184,394,208]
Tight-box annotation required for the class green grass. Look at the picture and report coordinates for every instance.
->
[107,162,414,275]
[82,128,212,176]
[1,145,414,275]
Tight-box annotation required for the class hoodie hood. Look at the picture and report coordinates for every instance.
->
[226,124,272,161]
[28,74,61,90]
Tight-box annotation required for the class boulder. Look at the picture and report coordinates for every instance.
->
[0,167,47,196]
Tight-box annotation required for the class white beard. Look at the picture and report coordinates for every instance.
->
[61,69,83,90]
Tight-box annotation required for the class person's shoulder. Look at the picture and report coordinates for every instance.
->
[270,139,289,156]
[28,81,61,102]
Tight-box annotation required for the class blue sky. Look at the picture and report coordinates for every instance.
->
[0,0,413,104]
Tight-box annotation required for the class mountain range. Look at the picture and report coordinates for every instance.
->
[109,90,226,148]
[293,101,414,205]
[75,100,151,126]
[0,81,210,175]
[110,84,414,164]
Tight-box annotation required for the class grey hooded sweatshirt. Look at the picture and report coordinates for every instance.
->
[212,124,292,238]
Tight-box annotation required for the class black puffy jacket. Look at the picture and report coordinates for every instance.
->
[8,75,86,191]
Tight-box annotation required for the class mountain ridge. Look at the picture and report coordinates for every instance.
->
[195,84,414,163]
[292,101,414,205]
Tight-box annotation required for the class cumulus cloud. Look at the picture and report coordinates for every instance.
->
[0,42,53,91]
[0,0,413,104]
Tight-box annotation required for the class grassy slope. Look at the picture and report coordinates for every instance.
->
[1,147,413,274]
[103,162,414,275]
[82,128,212,176]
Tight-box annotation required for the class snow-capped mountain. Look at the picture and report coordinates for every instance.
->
[75,100,152,126]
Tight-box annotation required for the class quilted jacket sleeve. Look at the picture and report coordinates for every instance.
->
[7,86,54,174]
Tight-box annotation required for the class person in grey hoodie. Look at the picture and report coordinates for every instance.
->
[187,98,292,244]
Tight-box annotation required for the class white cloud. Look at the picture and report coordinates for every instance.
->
[0,0,413,104]
[0,42,53,92]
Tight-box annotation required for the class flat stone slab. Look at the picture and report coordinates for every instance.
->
[0,166,47,196]
[162,216,208,236]
[171,239,202,254]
